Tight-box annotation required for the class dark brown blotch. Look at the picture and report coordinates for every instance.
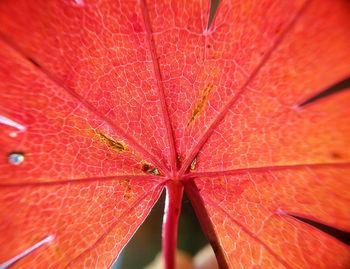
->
[190,157,197,171]
[141,163,160,175]
[121,179,132,200]
[330,151,343,159]
[96,131,127,153]
[187,83,214,126]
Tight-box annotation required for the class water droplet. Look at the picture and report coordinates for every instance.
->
[8,152,25,165]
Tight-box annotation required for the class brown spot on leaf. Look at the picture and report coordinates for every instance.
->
[141,163,160,175]
[176,155,184,169]
[142,163,151,172]
[187,83,214,126]
[31,235,40,243]
[190,157,197,171]
[95,131,127,153]
[54,245,62,257]
[211,50,224,60]
[121,179,132,200]
[330,152,343,159]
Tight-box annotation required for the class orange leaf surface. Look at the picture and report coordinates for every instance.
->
[0,0,349,268]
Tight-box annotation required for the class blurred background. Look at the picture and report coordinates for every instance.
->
[112,192,210,268]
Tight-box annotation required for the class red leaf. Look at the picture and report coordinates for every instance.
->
[0,0,349,268]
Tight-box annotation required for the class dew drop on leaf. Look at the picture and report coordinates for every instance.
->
[8,152,25,165]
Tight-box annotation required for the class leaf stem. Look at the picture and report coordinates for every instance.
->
[162,181,184,269]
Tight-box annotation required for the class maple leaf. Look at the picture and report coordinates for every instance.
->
[0,0,349,269]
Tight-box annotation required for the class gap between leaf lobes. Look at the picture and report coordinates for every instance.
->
[288,214,350,246]
[297,76,350,107]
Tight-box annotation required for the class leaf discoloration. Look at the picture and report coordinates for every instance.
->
[95,131,127,153]
[176,155,184,169]
[190,157,197,171]
[141,163,160,175]
[121,179,133,200]
[187,84,214,126]
[330,151,344,160]
[54,245,62,258]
